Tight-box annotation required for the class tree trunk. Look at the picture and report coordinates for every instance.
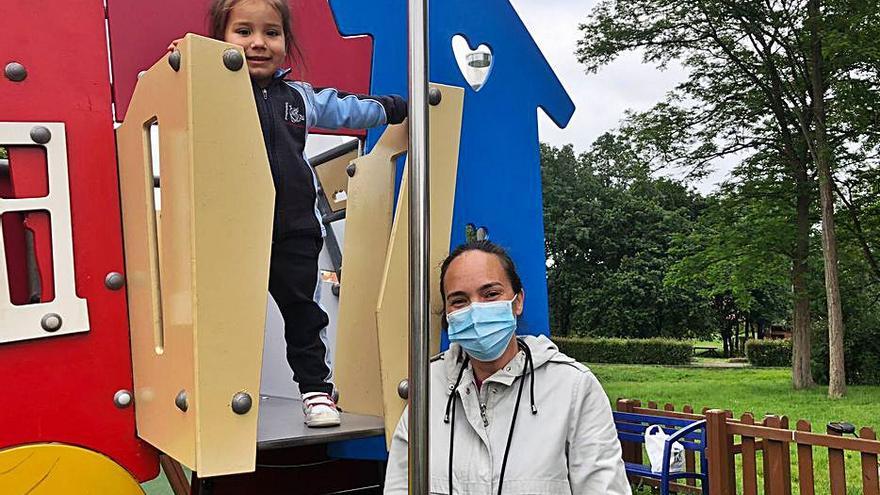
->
[721,324,731,358]
[733,320,739,353]
[791,161,814,389]
[809,0,846,398]
[745,314,752,347]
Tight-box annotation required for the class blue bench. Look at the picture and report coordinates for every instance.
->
[613,411,709,495]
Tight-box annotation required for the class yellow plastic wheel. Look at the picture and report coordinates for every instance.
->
[0,443,144,494]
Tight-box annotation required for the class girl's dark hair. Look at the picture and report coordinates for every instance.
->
[440,239,523,303]
[208,0,306,72]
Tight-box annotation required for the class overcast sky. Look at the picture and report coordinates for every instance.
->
[509,0,733,194]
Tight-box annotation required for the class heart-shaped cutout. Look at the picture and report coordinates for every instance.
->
[452,34,494,92]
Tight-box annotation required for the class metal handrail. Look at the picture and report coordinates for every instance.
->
[407,0,431,492]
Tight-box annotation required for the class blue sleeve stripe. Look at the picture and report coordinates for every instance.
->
[312,87,388,130]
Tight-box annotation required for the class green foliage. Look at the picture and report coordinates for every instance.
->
[0,147,6,160]
[542,143,713,340]
[745,339,792,367]
[812,318,880,386]
[576,0,880,387]
[554,336,693,365]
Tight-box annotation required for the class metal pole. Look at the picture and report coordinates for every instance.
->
[407,0,430,492]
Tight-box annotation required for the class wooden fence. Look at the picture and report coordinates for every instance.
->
[616,399,880,494]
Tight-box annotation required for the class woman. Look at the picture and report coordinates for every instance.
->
[385,240,630,494]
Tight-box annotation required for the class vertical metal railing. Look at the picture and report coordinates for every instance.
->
[407,0,431,493]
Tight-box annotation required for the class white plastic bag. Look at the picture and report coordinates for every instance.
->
[645,424,686,474]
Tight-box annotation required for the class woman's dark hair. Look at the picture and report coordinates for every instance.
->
[208,0,305,72]
[440,239,523,310]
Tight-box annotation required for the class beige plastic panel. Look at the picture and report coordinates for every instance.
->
[116,34,274,477]
[333,124,408,416]
[314,147,359,212]
[333,84,464,446]
[376,85,464,444]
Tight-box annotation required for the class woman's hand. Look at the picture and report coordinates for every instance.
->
[167,38,184,52]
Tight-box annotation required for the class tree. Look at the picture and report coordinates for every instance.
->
[806,0,846,397]
[666,162,793,356]
[575,0,880,390]
[542,142,713,339]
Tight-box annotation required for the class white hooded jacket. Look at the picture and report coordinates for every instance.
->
[384,335,631,494]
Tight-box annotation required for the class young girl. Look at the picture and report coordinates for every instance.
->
[172,0,407,427]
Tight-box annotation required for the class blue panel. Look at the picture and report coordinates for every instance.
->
[327,434,388,461]
[330,0,575,338]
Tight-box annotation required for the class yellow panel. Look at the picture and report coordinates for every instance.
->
[314,148,359,212]
[334,124,409,416]
[0,444,143,494]
[117,34,274,476]
[376,85,465,444]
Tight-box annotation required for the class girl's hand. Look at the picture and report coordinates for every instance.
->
[167,38,184,52]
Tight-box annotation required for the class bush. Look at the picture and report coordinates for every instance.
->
[745,339,791,367]
[553,337,693,365]
[812,318,880,385]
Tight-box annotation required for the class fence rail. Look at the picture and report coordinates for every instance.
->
[616,399,880,494]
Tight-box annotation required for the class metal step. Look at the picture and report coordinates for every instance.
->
[257,396,384,450]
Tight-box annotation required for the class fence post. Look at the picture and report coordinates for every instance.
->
[616,398,644,469]
[707,409,735,495]
[616,399,634,465]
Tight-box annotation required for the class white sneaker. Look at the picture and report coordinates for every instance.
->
[302,392,341,428]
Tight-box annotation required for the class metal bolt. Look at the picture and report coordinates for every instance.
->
[175,390,188,412]
[429,87,442,106]
[5,62,27,82]
[331,283,340,297]
[105,272,125,290]
[168,50,181,72]
[41,313,62,332]
[346,164,357,178]
[30,126,51,145]
[231,392,253,415]
[114,390,133,408]
[223,49,244,71]
[397,379,409,399]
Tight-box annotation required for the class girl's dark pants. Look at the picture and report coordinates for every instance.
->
[268,234,334,395]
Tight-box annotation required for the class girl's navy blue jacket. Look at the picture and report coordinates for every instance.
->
[254,69,407,239]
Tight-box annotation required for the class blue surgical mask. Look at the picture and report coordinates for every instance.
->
[446,295,518,361]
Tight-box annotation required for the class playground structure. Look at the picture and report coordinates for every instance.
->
[0,0,572,492]
[3,2,880,494]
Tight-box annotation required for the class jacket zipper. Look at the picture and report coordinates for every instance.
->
[260,86,280,185]
[480,402,489,427]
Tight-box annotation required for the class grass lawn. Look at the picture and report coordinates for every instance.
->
[591,363,880,495]
[142,470,174,495]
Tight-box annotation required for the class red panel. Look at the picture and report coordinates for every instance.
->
[0,212,29,305]
[0,0,159,482]
[6,147,49,198]
[107,0,373,136]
